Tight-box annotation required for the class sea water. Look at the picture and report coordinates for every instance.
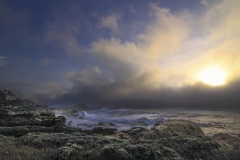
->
[60,108,240,137]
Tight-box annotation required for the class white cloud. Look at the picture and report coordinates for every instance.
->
[91,4,190,88]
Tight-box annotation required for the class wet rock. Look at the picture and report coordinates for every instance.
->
[94,106,102,110]
[64,109,78,117]
[67,121,73,126]
[73,104,89,111]
[41,116,66,127]
[39,112,55,117]
[98,122,116,127]
[109,106,121,110]
[131,121,149,127]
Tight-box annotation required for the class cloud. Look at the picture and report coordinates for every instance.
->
[90,4,190,88]
[176,0,240,84]
[44,1,240,109]
[2,1,240,110]
[99,13,120,32]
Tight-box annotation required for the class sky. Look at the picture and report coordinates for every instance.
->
[0,0,240,109]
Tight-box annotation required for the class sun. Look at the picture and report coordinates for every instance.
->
[197,66,227,86]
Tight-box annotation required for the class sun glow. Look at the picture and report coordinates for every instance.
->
[197,66,227,86]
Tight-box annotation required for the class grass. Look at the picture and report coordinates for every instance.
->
[0,135,55,160]
[0,132,227,160]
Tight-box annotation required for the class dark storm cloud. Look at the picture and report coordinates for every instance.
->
[33,66,240,109]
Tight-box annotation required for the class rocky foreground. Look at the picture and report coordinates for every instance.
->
[0,97,239,159]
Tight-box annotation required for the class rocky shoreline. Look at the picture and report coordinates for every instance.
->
[0,92,239,159]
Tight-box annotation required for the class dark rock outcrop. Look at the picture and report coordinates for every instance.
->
[154,119,205,137]
[98,122,116,127]
[131,121,149,127]
[120,119,205,140]
[64,109,79,117]
[0,109,66,127]
[73,104,89,111]
[109,106,121,110]
[212,133,240,160]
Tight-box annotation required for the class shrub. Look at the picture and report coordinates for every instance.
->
[55,143,83,160]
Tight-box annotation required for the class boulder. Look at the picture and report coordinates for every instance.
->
[41,116,66,127]
[94,106,102,110]
[73,104,89,111]
[154,119,204,137]
[131,121,148,127]
[64,109,79,117]
[212,133,239,142]
[121,120,205,140]
[98,122,116,127]
[39,112,55,117]
[212,133,240,160]
[109,106,121,110]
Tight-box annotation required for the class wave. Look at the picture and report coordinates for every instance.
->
[75,110,166,125]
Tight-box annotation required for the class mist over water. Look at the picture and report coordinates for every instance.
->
[57,108,240,137]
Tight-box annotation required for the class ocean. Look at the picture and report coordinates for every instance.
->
[55,108,240,137]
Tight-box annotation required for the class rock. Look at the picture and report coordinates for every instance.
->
[41,116,66,127]
[212,133,240,160]
[98,122,116,127]
[121,120,205,140]
[16,113,39,118]
[131,121,149,127]
[125,127,147,137]
[109,106,121,110]
[94,106,102,110]
[64,109,78,117]
[212,133,239,141]
[0,90,6,102]
[39,112,55,117]
[67,121,73,126]
[154,119,204,137]
[73,104,89,111]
